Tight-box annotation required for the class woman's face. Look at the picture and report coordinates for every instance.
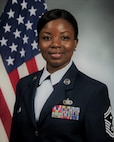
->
[39,18,78,73]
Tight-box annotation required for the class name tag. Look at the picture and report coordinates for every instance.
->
[52,105,80,120]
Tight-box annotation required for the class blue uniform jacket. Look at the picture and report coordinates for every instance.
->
[10,63,114,142]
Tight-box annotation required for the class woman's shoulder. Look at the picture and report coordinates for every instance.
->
[18,69,43,84]
[78,70,107,89]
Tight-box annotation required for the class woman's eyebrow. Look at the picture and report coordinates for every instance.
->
[41,31,51,35]
[60,31,72,34]
[41,31,72,35]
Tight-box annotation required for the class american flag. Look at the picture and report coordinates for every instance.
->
[0,0,47,141]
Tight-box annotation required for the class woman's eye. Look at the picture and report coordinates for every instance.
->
[61,36,70,40]
[42,36,51,40]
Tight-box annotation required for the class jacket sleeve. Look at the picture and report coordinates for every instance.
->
[85,84,114,142]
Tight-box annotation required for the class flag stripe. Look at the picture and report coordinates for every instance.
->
[35,54,46,70]
[26,57,38,74]
[18,62,29,78]
[9,69,20,93]
[0,89,12,139]
[0,55,15,114]
[0,119,8,142]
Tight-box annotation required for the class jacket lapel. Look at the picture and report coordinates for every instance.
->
[38,81,65,125]
[23,71,43,127]
[38,63,78,125]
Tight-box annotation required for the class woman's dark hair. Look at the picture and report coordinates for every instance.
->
[37,9,78,40]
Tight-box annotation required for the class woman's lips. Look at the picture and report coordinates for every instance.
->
[49,52,63,58]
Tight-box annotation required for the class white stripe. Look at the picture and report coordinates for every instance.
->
[105,119,111,126]
[18,55,45,79]
[105,125,110,130]
[105,124,111,129]
[0,55,15,116]
[104,106,111,118]
[18,62,29,79]
[35,54,45,70]
[105,120,114,138]
[0,119,9,142]
[106,128,114,138]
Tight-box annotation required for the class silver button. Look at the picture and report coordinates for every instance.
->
[35,130,38,136]
[63,78,71,85]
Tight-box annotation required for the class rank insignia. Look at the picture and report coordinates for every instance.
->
[104,106,114,138]
[63,98,73,105]
[52,105,80,120]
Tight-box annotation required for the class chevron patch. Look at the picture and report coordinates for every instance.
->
[104,106,114,138]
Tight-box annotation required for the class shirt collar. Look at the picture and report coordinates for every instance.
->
[39,68,50,85]
[39,60,73,86]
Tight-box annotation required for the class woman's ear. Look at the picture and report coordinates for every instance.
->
[74,39,78,51]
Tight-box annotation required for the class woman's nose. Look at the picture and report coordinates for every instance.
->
[51,37,61,48]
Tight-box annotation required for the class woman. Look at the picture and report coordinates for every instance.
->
[10,9,114,142]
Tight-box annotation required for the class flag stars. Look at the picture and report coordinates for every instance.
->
[7,9,15,18]
[0,37,8,46]
[12,0,18,4]
[3,23,11,33]
[0,0,47,73]
[23,34,29,44]
[31,40,38,50]
[21,0,27,10]
[25,20,33,30]
[43,3,47,10]
[17,15,24,24]
[34,30,38,37]
[9,43,17,52]
[20,48,26,57]
[29,6,37,16]
[6,56,15,66]
[13,29,21,38]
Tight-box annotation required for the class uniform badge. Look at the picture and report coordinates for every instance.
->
[104,106,114,138]
[63,98,73,105]
[52,105,80,120]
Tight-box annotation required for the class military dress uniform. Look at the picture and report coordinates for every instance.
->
[9,62,114,142]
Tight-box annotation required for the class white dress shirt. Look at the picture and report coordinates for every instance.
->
[34,60,73,120]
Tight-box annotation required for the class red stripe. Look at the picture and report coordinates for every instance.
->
[0,89,12,139]
[9,69,20,93]
[26,57,38,74]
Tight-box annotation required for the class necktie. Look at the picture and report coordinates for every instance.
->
[34,76,53,121]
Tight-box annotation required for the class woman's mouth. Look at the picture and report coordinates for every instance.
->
[49,52,63,58]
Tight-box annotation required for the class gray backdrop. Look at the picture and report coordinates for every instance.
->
[0,0,114,111]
